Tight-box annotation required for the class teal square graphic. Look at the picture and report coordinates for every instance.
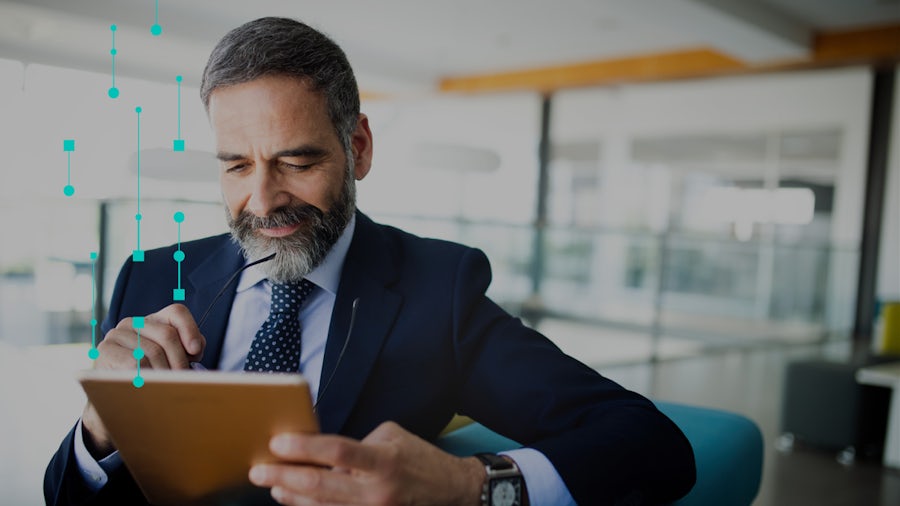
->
[132,316,145,329]
[173,139,185,151]
[132,250,145,262]
[63,139,75,151]
[173,288,185,301]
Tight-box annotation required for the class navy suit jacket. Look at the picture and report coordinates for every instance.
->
[45,212,695,505]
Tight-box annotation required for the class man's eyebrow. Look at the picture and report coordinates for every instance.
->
[216,152,245,162]
[215,146,329,162]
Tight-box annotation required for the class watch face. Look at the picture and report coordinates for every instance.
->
[491,479,520,506]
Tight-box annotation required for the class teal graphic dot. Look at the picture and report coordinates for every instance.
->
[135,106,142,113]
[176,75,183,83]
[133,376,144,388]
[88,348,99,360]
[133,348,145,361]
[90,252,97,260]
[110,24,117,32]
[110,48,117,56]
[151,24,162,36]
[173,250,185,262]
[135,213,142,221]
[90,319,97,326]
[108,87,119,98]
[174,211,185,222]
[63,185,75,197]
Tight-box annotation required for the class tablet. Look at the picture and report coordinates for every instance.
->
[77,369,319,505]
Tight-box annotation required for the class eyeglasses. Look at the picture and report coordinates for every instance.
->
[190,251,358,410]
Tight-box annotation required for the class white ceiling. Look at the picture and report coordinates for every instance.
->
[0,0,897,94]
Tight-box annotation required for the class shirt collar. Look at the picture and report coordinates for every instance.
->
[235,214,356,295]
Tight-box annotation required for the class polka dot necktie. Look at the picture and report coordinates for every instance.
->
[244,279,316,372]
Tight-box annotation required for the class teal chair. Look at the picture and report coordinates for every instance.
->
[436,402,763,506]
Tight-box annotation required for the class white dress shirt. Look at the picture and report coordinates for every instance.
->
[74,215,574,505]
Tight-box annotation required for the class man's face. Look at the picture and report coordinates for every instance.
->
[208,75,372,282]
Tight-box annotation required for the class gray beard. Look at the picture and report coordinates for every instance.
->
[227,169,356,283]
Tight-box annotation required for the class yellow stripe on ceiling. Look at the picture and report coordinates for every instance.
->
[439,23,900,94]
[440,48,746,93]
[814,23,900,64]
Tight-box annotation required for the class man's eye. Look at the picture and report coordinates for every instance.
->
[225,164,247,173]
[282,162,312,171]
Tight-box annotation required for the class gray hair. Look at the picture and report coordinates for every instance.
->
[200,17,360,152]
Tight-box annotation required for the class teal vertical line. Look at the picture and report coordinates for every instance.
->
[111,28,116,87]
[155,0,160,24]
[137,110,141,214]
[67,152,71,185]
[136,107,142,252]
[177,222,182,289]
[177,80,182,139]
[91,254,96,349]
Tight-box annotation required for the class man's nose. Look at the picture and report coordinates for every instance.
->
[246,168,291,217]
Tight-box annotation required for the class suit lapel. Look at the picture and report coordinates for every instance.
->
[316,213,402,435]
[186,237,244,370]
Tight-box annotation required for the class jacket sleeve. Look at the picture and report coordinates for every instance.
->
[451,248,696,505]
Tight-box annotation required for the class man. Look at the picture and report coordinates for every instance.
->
[45,17,695,506]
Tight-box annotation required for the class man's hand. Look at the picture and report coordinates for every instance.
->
[81,304,205,457]
[249,421,486,506]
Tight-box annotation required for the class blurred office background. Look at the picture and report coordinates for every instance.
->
[0,1,898,504]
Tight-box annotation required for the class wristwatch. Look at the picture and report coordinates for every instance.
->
[475,453,523,506]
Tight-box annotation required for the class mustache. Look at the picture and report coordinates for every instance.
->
[232,205,324,231]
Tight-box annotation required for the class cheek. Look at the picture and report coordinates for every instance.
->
[220,180,245,218]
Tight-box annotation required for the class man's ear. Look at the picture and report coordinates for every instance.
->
[351,113,373,181]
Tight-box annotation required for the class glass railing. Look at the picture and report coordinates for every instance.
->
[375,214,859,357]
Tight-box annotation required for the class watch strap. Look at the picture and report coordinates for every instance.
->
[475,453,521,506]
[476,453,514,471]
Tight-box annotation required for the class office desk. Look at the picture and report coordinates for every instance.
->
[857,361,900,468]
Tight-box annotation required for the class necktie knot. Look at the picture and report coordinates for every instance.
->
[270,279,316,315]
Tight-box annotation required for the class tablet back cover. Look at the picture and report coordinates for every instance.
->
[78,370,319,505]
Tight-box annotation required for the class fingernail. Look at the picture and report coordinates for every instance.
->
[271,434,291,453]
[187,340,200,355]
[249,465,268,484]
